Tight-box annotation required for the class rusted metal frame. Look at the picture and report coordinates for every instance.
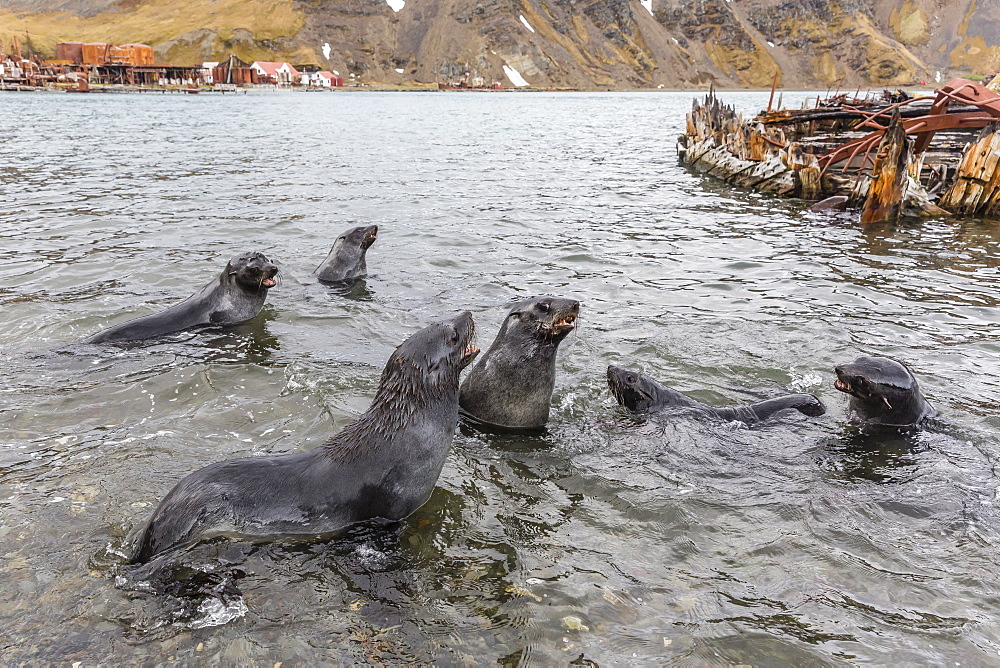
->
[817,132,886,177]
[821,132,885,174]
[843,135,881,173]
[761,135,786,149]
[842,96,937,132]
[914,82,1000,153]
[829,113,994,175]
[820,112,998,174]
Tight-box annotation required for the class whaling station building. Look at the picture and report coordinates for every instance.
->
[0,40,344,90]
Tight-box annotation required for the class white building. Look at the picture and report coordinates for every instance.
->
[201,62,219,85]
[251,61,300,85]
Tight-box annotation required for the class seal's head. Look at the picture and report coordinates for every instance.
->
[834,355,933,426]
[502,296,580,347]
[227,251,278,293]
[315,225,378,282]
[381,312,479,400]
[338,224,378,252]
[607,365,664,414]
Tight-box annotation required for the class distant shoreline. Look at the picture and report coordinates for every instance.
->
[0,83,939,95]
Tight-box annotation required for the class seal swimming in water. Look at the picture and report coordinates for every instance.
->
[834,355,935,426]
[459,296,579,430]
[314,225,378,283]
[127,311,479,563]
[607,365,826,424]
[82,251,278,344]
[809,195,849,213]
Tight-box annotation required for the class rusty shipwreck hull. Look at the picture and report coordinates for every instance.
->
[677,79,1000,223]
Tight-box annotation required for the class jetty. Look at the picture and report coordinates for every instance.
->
[678,78,1000,223]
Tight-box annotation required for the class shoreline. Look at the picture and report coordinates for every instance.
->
[0,83,940,95]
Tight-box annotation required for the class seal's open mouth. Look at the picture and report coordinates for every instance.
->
[461,344,480,368]
[552,314,577,332]
[834,379,852,394]
[262,277,277,288]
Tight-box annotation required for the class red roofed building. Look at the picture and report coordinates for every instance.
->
[302,70,343,87]
[318,71,343,87]
[250,61,299,85]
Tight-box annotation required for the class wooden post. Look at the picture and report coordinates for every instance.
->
[783,143,821,199]
[860,109,909,224]
[767,71,779,113]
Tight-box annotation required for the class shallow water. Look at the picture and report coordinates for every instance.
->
[2,89,1000,664]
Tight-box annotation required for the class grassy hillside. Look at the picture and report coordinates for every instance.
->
[0,0,306,65]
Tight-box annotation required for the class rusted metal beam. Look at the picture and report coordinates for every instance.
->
[912,80,1000,154]
[819,80,1000,173]
[820,112,997,173]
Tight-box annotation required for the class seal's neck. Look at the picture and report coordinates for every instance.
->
[322,369,459,460]
[852,388,931,425]
[487,328,560,366]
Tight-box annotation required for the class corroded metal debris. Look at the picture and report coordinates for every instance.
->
[678,79,1000,223]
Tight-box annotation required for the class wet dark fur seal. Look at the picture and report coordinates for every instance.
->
[809,195,849,213]
[83,252,278,344]
[314,225,378,283]
[607,365,826,424]
[459,296,579,430]
[127,312,479,563]
[834,355,935,426]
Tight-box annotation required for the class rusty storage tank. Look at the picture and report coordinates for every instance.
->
[121,44,154,66]
[56,41,84,63]
[106,45,131,65]
[82,43,109,65]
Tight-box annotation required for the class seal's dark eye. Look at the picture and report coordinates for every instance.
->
[448,331,459,345]
[538,302,550,313]
[627,375,637,384]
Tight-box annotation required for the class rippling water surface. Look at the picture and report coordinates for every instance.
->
[2,90,1000,664]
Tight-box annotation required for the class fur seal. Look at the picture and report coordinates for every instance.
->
[459,296,579,430]
[834,355,935,426]
[83,252,278,344]
[314,225,378,283]
[809,195,849,213]
[127,312,480,563]
[607,365,826,424]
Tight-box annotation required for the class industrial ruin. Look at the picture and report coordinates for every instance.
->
[0,37,344,92]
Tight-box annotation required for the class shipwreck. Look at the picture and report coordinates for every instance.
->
[678,79,1000,223]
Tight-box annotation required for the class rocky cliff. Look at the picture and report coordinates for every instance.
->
[2,0,998,89]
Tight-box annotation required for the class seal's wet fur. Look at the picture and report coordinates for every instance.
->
[459,296,579,430]
[834,355,934,426]
[127,312,479,564]
[83,251,278,344]
[607,365,826,425]
[314,225,378,283]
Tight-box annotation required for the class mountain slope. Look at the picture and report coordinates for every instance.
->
[2,0,997,88]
